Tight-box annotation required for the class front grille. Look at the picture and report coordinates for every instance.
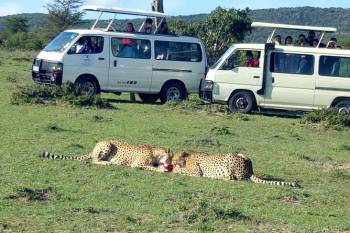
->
[32,59,62,85]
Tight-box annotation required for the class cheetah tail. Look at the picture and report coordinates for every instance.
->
[250,175,297,187]
[38,151,90,161]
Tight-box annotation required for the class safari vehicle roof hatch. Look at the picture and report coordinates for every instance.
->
[82,5,167,34]
[251,22,337,48]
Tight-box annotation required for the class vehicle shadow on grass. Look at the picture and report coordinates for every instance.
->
[105,98,161,105]
[253,109,303,119]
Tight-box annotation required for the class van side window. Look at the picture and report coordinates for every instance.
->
[111,38,151,59]
[270,52,314,75]
[155,41,202,62]
[71,36,104,54]
[220,50,260,70]
[319,56,350,78]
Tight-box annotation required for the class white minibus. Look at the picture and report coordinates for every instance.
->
[201,22,350,114]
[32,6,207,103]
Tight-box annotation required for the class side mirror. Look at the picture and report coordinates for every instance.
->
[68,45,77,54]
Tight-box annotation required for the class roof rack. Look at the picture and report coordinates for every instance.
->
[251,22,337,48]
[82,5,168,34]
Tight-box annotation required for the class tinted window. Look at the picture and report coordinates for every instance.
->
[111,38,151,59]
[220,50,261,70]
[70,36,104,54]
[319,56,350,78]
[270,52,314,75]
[155,41,202,62]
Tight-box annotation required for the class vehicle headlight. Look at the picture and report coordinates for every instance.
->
[203,80,214,90]
[48,62,63,73]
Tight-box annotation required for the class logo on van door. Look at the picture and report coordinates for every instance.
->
[117,81,138,85]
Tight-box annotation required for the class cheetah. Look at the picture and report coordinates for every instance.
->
[170,151,297,187]
[39,140,173,172]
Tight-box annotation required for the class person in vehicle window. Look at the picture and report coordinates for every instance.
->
[79,37,94,54]
[126,23,135,33]
[119,38,136,58]
[144,18,154,34]
[158,21,170,35]
[273,35,282,45]
[244,51,259,67]
[307,30,316,46]
[285,36,293,46]
[297,34,307,46]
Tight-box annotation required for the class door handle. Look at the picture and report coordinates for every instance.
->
[114,60,117,67]
[272,77,275,83]
[253,76,260,79]
[98,57,105,60]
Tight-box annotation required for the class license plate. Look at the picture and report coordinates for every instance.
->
[33,66,39,72]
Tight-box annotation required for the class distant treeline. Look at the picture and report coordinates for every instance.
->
[1,6,350,51]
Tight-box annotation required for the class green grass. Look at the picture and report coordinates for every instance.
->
[0,49,350,233]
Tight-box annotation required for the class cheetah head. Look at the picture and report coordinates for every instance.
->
[172,150,190,168]
[153,148,174,172]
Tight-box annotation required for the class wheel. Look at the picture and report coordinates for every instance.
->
[335,100,350,115]
[160,82,186,103]
[75,77,99,96]
[228,91,255,113]
[138,93,159,103]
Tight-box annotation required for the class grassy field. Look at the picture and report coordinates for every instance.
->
[0,49,349,233]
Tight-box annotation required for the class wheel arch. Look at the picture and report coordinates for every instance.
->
[331,97,350,107]
[160,79,187,94]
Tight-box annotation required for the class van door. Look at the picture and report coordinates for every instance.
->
[263,52,316,110]
[109,37,153,92]
[64,35,109,88]
[214,49,264,103]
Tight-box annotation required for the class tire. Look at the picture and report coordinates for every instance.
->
[160,82,186,103]
[335,100,350,115]
[75,77,99,96]
[138,93,159,103]
[228,91,255,113]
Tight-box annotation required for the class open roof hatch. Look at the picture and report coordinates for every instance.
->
[251,22,337,48]
[82,5,168,34]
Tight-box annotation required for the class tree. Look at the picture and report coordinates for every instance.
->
[196,7,251,62]
[45,0,85,35]
[4,16,28,33]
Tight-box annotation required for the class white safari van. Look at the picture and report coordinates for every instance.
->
[201,22,350,114]
[32,6,207,103]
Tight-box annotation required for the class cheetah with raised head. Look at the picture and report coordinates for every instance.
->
[171,151,297,187]
[39,140,173,172]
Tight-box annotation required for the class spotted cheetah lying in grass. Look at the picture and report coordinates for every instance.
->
[170,151,297,187]
[39,140,173,172]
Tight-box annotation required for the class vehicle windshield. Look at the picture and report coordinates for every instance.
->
[210,46,235,69]
[43,32,79,52]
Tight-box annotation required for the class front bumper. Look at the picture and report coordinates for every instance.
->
[32,59,63,85]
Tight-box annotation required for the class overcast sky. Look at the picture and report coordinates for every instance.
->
[0,0,349,17]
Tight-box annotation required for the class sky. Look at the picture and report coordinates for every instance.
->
[0,0,350,17]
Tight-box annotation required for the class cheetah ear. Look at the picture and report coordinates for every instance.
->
[181,151,190,158]
[166,148,173,157]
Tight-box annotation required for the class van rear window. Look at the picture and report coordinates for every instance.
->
[319,56,350,78]
[270,52,314,75]
[155,41,202,62]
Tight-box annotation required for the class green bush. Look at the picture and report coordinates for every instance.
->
[11,82,115,109]
[301,108,350,129]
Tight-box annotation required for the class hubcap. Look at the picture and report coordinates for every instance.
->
[80,82,95,95]
[338,106,350,115]
[166,87,181,100]
[235,96,248,109]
